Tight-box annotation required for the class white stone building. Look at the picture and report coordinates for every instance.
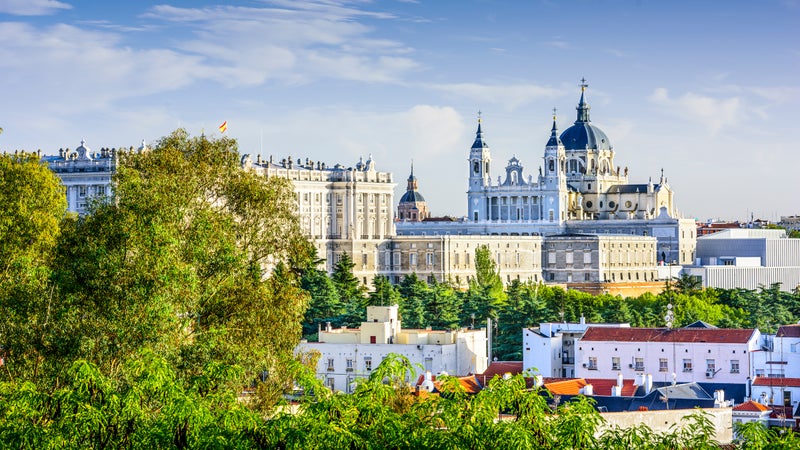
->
[296,305,488,393]
[573,326,761,385]
[42,140,128,214]
[397,81,697,268]
[244,154,396,285]
[523,319,631,378]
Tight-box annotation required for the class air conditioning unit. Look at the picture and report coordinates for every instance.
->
[582,363,587,368]
[629,364,634,368]
[706,370,715,378]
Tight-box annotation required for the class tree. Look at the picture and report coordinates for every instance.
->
[397,273,429,329]
[0,151,67,381]
[301,265,343,337]
[365,275,401,307]
[331,253,366,326]
[425,279,461,330]
[49,129,313,386]
[461,245,507,327]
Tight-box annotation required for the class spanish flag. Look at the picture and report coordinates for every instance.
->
[218,121,228,133]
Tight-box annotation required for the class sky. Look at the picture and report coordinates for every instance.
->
[0,0,798,222]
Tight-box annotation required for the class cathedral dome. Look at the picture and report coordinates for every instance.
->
[400,190,425,203]
[559,80,612,151]
[559,122,611,151]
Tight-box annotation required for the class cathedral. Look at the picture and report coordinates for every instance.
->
[397,81,696,267]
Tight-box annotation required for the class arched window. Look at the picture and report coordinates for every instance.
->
[473,161,479,173]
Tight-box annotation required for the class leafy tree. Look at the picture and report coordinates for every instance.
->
[461,245,507,327]
[0,151,66,381]
[397,273,429,329]
[425,279,461,330]
[331,253,366,327]
[301,265,343,337]
[365,274,402,308]
[674,273,702,296]
[49,129,313,387]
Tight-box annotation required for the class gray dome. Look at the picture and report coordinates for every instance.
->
[400,191,425,203]
[559,81,611,151]
[559,122,611,151]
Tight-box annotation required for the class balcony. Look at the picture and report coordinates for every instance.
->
[562,357,574,365]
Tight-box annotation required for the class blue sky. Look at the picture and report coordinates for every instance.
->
[1,0,798,221]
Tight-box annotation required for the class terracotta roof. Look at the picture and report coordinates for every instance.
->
[477,361,523,385]
[543,378,638,397]
[752,377,800,388]
[585,378,638,397]
[580,327,756,344]
[733,400,771,412]
[544,378,587,395]
[777,325,800,338]
[415,374,482,394]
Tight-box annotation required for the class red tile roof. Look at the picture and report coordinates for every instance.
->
[585,378,638,397]
[414,374,482,394]
[777,325,800,338]
[733,400,771,412]
[543,378,639,397]
[580,327,756,344]
[752,377,800,388]
[477,361,523,385]
[544,378,587,395]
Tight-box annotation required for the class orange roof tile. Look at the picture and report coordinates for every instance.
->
[544,378,587,395]
[733,400,771,412]
[477,361,523,385]
[580,327,756,344]
[752,377,800,388]
[585,378,638,397]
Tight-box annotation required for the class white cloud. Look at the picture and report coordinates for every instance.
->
[426,82,560,110]
[0,0,71,16]
[140,2,418,86]
[648,88,744,134]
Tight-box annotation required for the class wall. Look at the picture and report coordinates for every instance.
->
[598,408,732,444]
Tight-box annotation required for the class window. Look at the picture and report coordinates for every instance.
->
[326,377,335,390]
[409,253,417,266]
[79,186,87,197]
[369,336,377,344]
[730,360,740,374]
[706,359,716,377]
[393,252,400,266]
[346,359,354,372]
[612,357,620,371]
[659,358,668,372]
[587,356,598,370]
[634,357,644,371]
[364,357,373,371]
[362,254,368,266]
[327,358,335,372]
[424,357,433,372]
[683,359,693,372]
[426,253,434,265]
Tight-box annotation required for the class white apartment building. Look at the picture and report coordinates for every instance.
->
[296,305,488,393]
[522,319,631,378]
[751,324,800,379]
[573,326,761,385]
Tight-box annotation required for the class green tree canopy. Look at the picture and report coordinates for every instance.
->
[48,129,313,385]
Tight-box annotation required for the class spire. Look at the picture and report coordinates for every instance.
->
[546,108,562,147]
[406,161,418,191]
[576,77,591,123]
[472,111,488,149]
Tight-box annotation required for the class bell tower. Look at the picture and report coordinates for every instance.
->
[540,111,568,224]
[467,113,491,222]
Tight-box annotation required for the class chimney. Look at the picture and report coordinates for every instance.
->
[645,374,653,395]
[617,373,623,388]
[579,316,585,325]
[534,375,544,388]
[582,384,593,396]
